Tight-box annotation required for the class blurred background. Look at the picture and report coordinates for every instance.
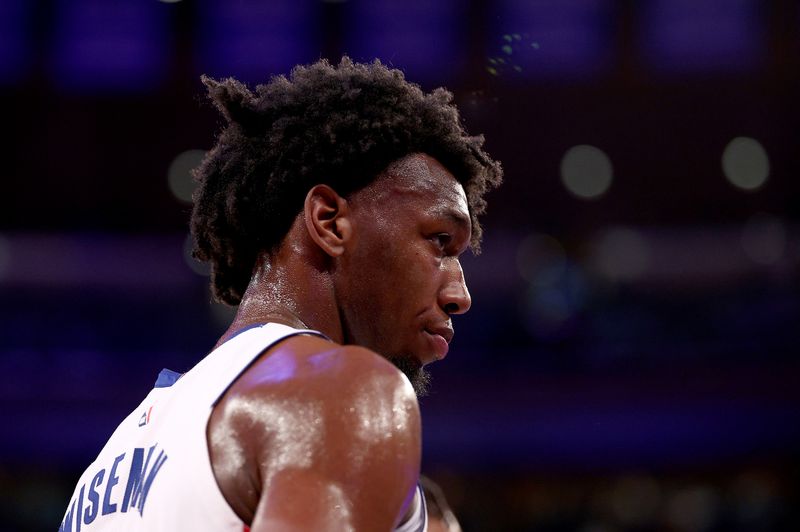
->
[1,0,799,530]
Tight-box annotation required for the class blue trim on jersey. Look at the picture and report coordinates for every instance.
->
[227,322,266,341]
[154,368,183,388]
[227,322,333,342]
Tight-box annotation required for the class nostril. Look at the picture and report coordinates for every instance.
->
[443,302,459,314]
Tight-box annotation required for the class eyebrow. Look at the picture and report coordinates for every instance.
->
[434,207,471,232]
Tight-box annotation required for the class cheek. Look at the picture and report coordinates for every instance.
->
[343,219,439,316]
[387,247,440,305]
[374,246,417,301]
[341,237,404,311]
[365,246,432,314]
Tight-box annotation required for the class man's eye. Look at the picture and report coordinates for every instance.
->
[433,233,452,249]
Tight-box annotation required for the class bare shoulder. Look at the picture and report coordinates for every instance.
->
[236,334,417,410]
[208,334,421,529]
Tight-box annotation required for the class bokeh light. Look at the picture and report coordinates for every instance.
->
[588,227,651,282]
[740,213,786,266]
[731,470,777,525]
[665,485,719,532]
[49,0,169,92]
[721,136,769,191]
[560,144,613,199]
[608,475,662,528]
[167,149,205,203]
[639,0,765,74]
[195,0,318,84]
[345,0,465,83]
[0,0,31,85]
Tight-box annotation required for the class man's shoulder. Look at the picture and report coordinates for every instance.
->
[216,332,421,475]
[251,334,410,390]
[224,333,418,425]
[208,333,422,525]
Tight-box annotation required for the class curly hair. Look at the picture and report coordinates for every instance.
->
[190,57,502,305]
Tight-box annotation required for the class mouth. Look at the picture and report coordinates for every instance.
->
[423,325,454,362]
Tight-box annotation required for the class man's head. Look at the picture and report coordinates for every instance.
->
[190,57,501,391]
[307,153,473,394]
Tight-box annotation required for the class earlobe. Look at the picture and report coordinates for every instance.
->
[303,185,352,257]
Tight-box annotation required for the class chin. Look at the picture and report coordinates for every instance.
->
[386,354,431,397]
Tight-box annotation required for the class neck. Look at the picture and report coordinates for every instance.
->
[217,243,343,348]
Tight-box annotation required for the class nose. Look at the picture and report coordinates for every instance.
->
[439,259,472,315]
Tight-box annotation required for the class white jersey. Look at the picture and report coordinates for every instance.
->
[60,323,427,532]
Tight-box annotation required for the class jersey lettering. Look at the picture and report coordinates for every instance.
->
[84,469,104,524]
[59,444,168,531]
[102,452,125,515]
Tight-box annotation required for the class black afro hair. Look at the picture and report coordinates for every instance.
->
[190,57,502,305]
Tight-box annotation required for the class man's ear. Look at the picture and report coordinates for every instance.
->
[303,184,352,257]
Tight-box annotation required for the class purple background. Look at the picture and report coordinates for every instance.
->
[1,0,799,530]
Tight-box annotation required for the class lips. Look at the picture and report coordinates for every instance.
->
[424,325,454,361]
[426,325,454,344]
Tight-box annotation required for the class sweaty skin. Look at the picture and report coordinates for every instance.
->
[207,153,473,531]
[209,336,420,531]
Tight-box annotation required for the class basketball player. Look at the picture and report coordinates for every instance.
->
[60,57,501,531]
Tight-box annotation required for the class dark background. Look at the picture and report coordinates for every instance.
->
[1,0,799,530]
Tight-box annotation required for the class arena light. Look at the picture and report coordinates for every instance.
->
[167,149,205,204]
[49,0,169,92]
[639,0,764,74]
[344,0,465,83]
[0,0,30,85]
[195,0,319,83]
[722,136,769,191]
[560,144,613,199]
